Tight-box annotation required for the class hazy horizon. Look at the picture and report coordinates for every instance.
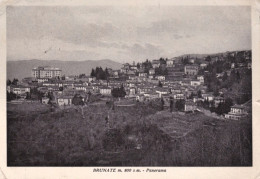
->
[7,6,251,63]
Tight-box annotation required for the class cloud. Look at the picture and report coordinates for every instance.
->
[120,43,164,60]
[7,6,251,62]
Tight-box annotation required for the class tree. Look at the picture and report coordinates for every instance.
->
[170,97,174,112]
[175,99,185,111]
[205,56,211,62]
[79,74,86,78]
[7,91,17,101]
[161,98,165,110]
[91,68,96,77]
[137,63,140,69]
[12,78,18,85]
[222,72,228,82]
[111,85,126,98]
[7,79,12,86]
[72,94,84,105]
[158,81,163,87]
[25,92,31,99]
[197,90,202,98]
[61,75,66,80]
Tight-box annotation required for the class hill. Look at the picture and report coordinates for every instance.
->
[175,50,251,60]
[7,59,122,80]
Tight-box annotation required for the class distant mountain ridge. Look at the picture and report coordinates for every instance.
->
[175,50,251,59]
[7,59,122,80]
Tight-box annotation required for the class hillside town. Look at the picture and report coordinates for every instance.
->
[7,50,252,120]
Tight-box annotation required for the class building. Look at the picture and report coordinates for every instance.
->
[173,93,185,100]
[99,86,112,95]
[197,75,204,84]
[42,97,50,104]
[225,104,248,120]
[155,88,169,98]
[201,93,214,101]
[128,87,135,94]
[57,95,73,106]
[190,80,201,87]
[200,63,208,69]
[166,59,174,67]
[9,85,30,95]
[188,59,195,64]
[214,97,225,107]
[136,94,145,102]
[152,60,160,68]
[139,72,147,77]
[149,69,155,75]
[184,65,199,75]
[185,100,197,112]
[37,78,49,83]
[32,66,62,79]
[156,75,166,81]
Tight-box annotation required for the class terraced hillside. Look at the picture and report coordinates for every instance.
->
[7,101,252,166]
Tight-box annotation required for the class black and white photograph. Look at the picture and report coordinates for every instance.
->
[6,5,252,168]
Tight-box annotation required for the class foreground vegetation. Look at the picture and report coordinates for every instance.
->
[7,101,252,166]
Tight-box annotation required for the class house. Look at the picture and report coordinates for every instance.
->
[190,80,201,87]
[126,70,136,75]
[200,63,208,69]
[139,72,147,77]
[193,96,203,103]
[188,58,195,64]
[136,94,145,102]
[155,88,169,98]
[37,78,49,83]
[112,70,120,77]
[130,66,138,71]
[214,97,225,107]
[149,69,155,75]
[184,65,199,75]
[144,92,159,101]
[197,75,204,84]
[42,97,50,104]
[129,87,136,95]
[32,66,61,79]
[57,95,73,106]
[122,63,131,70]
[225,104,248,120]
[170,86,182,94]
[148,75,154,79]
[99,86,112,95]
[166,59,174,67]
[9,85,30,95]
[152,60,160,68]
[74,85,88,92]
[156,75,166,81]
[201,93,214,101]
[185,100,197,112]
[173,93,185,100]
[137,86,153,94]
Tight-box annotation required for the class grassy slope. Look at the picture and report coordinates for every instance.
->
[7,102,252,166]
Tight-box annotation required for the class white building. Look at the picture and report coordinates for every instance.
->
[225,105,248,120]
[32,66,61,79]
[9,85,30,95]
[197,75,204,84]
[156,75,166,81]
[166,59,174,67]
[190,80,201,87]
[99,87,112,95]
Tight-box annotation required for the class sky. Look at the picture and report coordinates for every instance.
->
[7,6,251,63]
